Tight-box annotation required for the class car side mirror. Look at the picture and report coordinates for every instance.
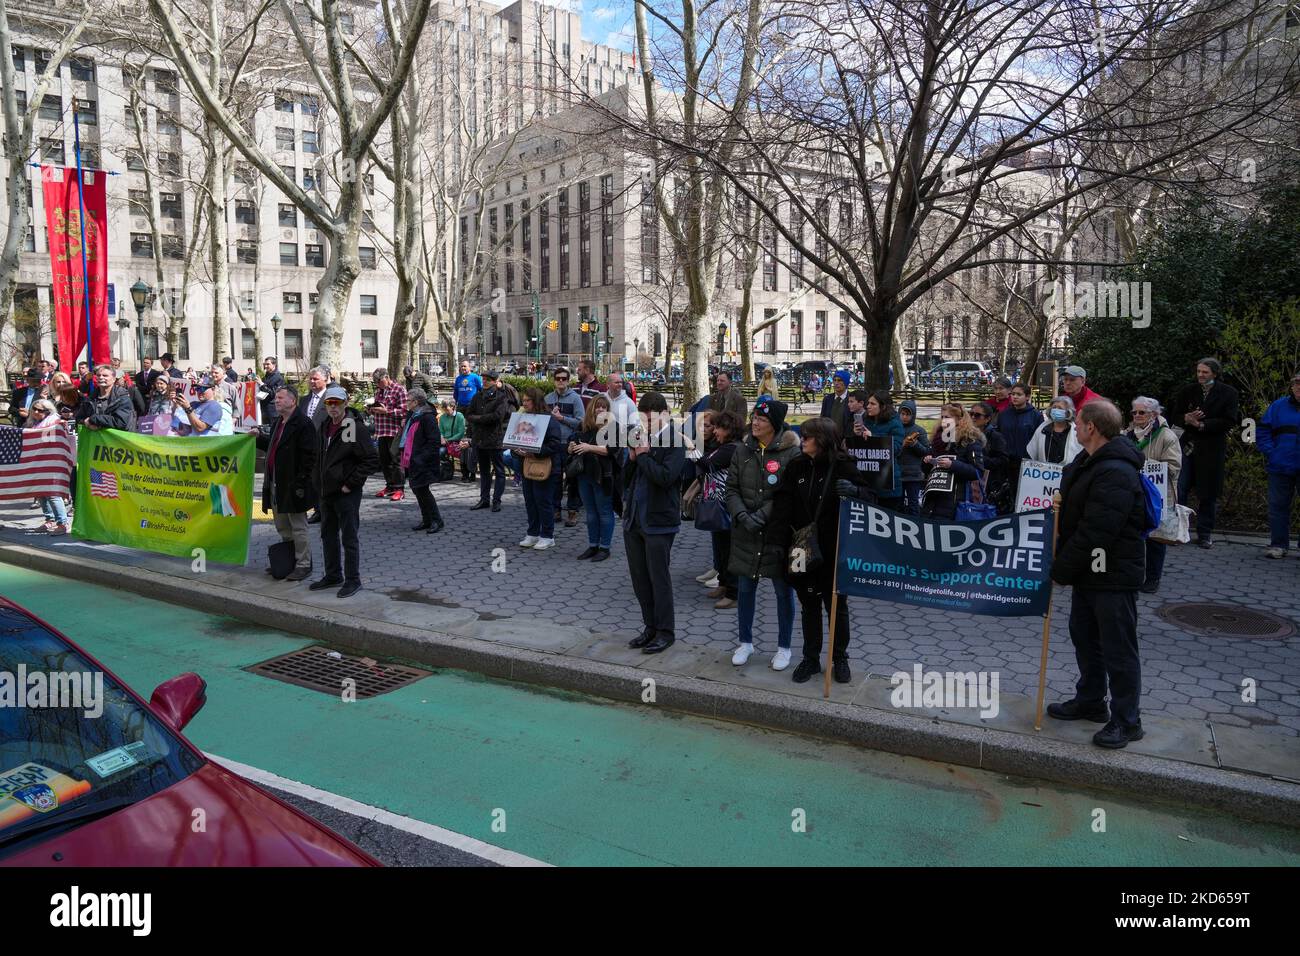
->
[150,673,207,732]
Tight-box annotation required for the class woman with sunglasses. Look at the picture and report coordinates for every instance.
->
[1124,397,1181,593]
[969,401,1012,513]
[26,400,72,534]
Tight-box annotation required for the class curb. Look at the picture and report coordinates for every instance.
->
[5,543,1298,828]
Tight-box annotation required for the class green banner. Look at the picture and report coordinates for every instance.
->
[71,428,255,565]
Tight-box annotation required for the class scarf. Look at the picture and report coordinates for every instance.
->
[1131,418,1156,445]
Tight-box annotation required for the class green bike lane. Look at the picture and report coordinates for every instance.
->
[3,562,1297,866]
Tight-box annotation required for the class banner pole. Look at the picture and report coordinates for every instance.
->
[72,102,94,373]
[823,498,845,700]
[1033,492,1063,731]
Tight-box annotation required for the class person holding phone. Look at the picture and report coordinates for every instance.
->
[922,406,985,519]
[845,389,904,511]
[171,376,223,436]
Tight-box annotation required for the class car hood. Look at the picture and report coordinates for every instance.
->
[4,761,377,867]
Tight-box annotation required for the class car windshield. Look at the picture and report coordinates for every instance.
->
[0,607,202,857]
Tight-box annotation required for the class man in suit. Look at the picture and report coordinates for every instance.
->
[302,365,332,525]
[135,356,160,395]
[311,384,379,598]
[259,356,286,426]
[820,369,854,438]
[706,371,747,423]
[222,356,239,384]
[257,387,318,581]
[10,368,42,425]
[1169,357,1240,548]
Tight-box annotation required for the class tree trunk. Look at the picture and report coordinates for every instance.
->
[862,315,893,393]
[737,283,755,384]
[0,177,28,372]
[312,182,362,370]
[890,325,910,388]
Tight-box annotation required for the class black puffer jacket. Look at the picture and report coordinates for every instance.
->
[75,386,137,432]
[1052,436,1147,590]
[466,384,511,450]
[725,428,801,580]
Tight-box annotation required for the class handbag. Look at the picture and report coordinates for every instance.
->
[955,473,998,521]
[446,439,461,460]
[522,454,553,481]
[1149,503,1194,545]
[681,478,702,521]
[788,466,833,576]
[564,453,585,481]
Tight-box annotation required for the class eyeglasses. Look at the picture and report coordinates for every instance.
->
[323,399,345,406]
[969,413,987,420]
[1131,409,1152,415]
[554,376,569,382]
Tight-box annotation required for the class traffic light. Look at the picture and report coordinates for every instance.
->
[547,319,558,331]
[580,322,591,333]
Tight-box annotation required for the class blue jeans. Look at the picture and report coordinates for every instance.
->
[736,576,796,648]
[41,496,68,524]
[1267,471,1300,549]
[902,480,924,516]
[523,472,559,537]
[578,475,615,548]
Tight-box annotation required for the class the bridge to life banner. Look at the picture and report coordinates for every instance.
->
[834,500,1055,617]
[71,428,254,565]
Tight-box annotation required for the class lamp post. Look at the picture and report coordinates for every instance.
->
[115,315,129,364]
[129,279,151,373]
[717,321,728,371]
[270,313,282,361]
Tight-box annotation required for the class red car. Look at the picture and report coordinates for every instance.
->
[0,598,378,866]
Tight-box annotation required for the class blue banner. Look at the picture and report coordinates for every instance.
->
[834,500,1055,616]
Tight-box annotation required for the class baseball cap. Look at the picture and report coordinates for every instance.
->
[482,369,500,380]
[196,375,216,389]
[1062,365,1086,378]
[323,385,349,402]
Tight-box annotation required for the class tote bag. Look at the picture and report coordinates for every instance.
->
[955,474,998,522]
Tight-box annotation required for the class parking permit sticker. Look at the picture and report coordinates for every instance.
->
[0,762,92,831]
[85,741,148,778]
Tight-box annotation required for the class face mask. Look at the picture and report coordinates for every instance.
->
[1050,408,1069,423]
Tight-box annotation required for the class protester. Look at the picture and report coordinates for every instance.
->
[726,396,800,670]
[27,400,72,534]
[403,365,431,394]
[259,357,286,424]
[10,368,42,425]
[145,372,173,416]
[1169,358,1240,549]
[257,387,317,580]
[820,369,854,437]
[848,389,904,511]
[1048,400,1148,750]
[1258,371,1300,559]
[517,387,565,551]
[699,410,742,609]
[969,400,1012,513]
[758,367,779,399]
[159,352,184,379]
[989,377,1013,414]
[569,394,620,561]
[222,356,239,384]
[311,385,379,598]
[171,376,224,436]
[49,372,81,422]
[709,371,748,422]
[897,399,931,515]
[995,383,1043,477]
[75,361,93,395]
[921,405,985,519]
[367,367,408,501]
[1025,396,1084,465]
[545,367,586,528]
[623,391,686,655]
[210,362,239,410]
[438,398,467,479]
[400,387,445,534]
[467,369,511,511]
[1060,365,1103,412]
[302,366,332,429]
[773,416,872,684]
[603,371,638,429]
[575,359,607,401]
[136,356,159,395]
[1124,396,1182,593]
[455,360,484,482]
[75,365,137,432]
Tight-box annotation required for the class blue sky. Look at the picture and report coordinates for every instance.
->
[565,0,637,52]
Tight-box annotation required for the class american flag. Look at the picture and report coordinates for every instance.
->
[0,425,75,501]
[89,468,119,499]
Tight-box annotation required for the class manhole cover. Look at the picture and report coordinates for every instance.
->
[1157,603,1295,639]
[247,647,431,698]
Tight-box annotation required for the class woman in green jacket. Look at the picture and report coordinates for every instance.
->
[438,399,468,477]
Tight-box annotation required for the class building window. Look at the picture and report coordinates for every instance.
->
[640,184,657,284]
[276,127,295,151]
[360,294,378,315]
[142,330,160,357]
[284,329,304,359]
[159,193,182,220]
[130,233,153,258]
[235,200,257,225]
[363,173,375,196]
[177,327,189,361]
[601,175,613,286]
[300,94,320,115]
[69,56,94,82]
[41,138,64,165]
[839,311,851,350]
[305,244,323,267]
[154,69,178,94]
[279,242,298,266]
[158,152,180,177]
[236,240,258,264]
[815,310,827,349]
[74,99,97,126]
[125,149,146,172]
[234,162,255,185]
[283,292,302,313]
[504,204,514,293]
[301,129,319,154]
[762,228,777,291]
[309,292,320,310]
[539,199,550,291]
[578,181,591,288]
[358,246,377,270]
[557,187,570,290]
[521,198,532,291]
[275,93,294,112]
[157,110,179,135]
[162,235,184,260]
[278,203,297,228]
[361,330,379,358]
[789,311,803,351]
[762,309,776,353]
[279,164,295,185]
[12,47,25,72]
[128,189,149,216]
[23,224,35,252]
[39,94,61,121]
[303,168,318,191]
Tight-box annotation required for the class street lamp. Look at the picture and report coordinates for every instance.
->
[716,321,728,370]
[129,279,152,372]
[270,313,282,360]
[115,314,129,364]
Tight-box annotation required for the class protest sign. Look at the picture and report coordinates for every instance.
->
[845,435,895,491]
[72,428,255,565]
[503,412,552,453]
[234,380,261,432]
[1016,460,1064,512]
[1143,460,1168,518]
[834,499,1054,616]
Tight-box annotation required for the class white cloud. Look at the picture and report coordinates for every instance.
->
[592,5,617,19]
[603,28,634,53]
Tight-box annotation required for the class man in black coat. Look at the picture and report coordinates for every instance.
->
[1048,400,1148,750]
[74,365,138,432]
[311,385,379,598]
[1168,357,1239,548]
[820,370,854,438]
[10,368,43,425]
[465,369,512,511]
[257,387,318,580]
[259,356,287,426]
[135,356,160,395]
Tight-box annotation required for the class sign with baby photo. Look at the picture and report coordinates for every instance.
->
[503,412,551,453]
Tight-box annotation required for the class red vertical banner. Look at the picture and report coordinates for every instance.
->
[41,165,110,373]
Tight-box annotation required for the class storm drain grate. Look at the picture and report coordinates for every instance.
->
[1157,603,1295,640]
[246,646,431,698]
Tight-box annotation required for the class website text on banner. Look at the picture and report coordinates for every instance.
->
[71,428,255,565]
[1017,459,1166,516]
[41,166,110,372]
[834,499,1055,617]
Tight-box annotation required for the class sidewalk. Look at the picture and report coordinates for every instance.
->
[2,478,1297,824]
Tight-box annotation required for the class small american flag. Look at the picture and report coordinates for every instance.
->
[0,425,75,501]
[90,468,119,499]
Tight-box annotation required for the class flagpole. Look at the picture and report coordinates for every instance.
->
[823,500,845,700]
[1033,493,1063,730]
[72,99,94,373]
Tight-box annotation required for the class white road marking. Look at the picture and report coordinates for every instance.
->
[207,753,552,868]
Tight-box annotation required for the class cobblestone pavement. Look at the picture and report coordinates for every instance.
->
[238,471,1300,738]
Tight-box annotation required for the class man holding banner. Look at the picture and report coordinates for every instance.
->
[74,365,136,433]
[1047,401,1149,750]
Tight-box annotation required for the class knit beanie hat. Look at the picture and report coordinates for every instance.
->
[753,396,788,432]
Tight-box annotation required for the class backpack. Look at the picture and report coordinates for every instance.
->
[1138,472,1162,538]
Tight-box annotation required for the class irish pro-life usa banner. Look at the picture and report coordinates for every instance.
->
[71,429,255,565]
[835,500,1054,616]
[42,166,111,372]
